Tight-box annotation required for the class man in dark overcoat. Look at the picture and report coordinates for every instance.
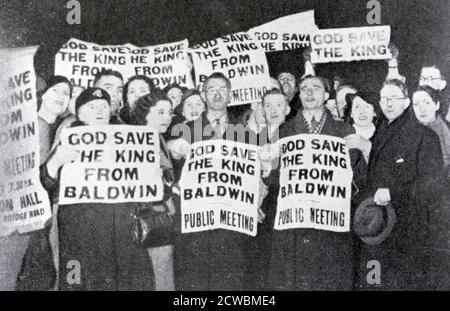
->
[356,79,444,290]
[172,72,257,291]
[268,75,366,290]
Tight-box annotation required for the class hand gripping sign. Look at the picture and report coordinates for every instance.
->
[275,134,353,232]
[55,38,194,89]
[179,140,261,236]
[58,125,163,205]
[0,46,52,236]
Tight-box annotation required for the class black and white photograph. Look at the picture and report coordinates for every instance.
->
[0,0,449,297]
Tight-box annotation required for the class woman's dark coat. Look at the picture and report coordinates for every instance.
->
[45,121,155,290]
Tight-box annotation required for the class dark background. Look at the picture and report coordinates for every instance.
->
[0,0,448,94]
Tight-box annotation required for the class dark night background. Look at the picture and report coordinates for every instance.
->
[0,0,449,95]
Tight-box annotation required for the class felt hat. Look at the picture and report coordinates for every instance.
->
[353,197,397,246]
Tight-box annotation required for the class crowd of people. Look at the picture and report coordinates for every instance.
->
[11,42,450,291]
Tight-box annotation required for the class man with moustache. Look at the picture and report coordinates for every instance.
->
[172,72,257,291]
[277,70,300,117]
[275,49,316,122]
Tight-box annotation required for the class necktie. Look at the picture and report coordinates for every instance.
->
[310,116,319,133]
[214,118,222,136]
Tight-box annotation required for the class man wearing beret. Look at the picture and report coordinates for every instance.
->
[356,79,444,290]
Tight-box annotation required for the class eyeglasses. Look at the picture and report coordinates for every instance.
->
[278,76,295,83]
[206,87,228,96]
[379,97,407,105]
[420,76,443,82]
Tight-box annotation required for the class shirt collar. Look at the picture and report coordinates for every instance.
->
[267,124,280,142]
[206,111,228,125]
[302,108,325,123]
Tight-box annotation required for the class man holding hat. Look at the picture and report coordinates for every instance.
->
[355,79,444,290]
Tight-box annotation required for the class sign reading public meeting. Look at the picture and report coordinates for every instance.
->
[275,134,353,232]
[0,46,52,236]
[180,140,261,236]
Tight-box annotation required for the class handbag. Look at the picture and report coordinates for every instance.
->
[131,200,175,248]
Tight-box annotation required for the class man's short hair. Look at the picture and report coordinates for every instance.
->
[262,89,288,105]
[93,69,124,86]
[297,75,328,91]
[383,79,409,97]
[202,72,231,92]
[277,71,296,80]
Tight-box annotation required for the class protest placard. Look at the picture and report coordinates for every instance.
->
[58,125,163,205]
[275,134,353,232]
[190,32,271,106]
[248,10,318,52]
[310,25,392,63]
[179,140,260,236]
[54,38,194,89]
[0,46,52,236]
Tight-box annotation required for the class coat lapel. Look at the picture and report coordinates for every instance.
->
[191,112,214,142]
[370,112,410,162]
[319,112,336,136]
[293,110,309,134]
[295,109,335,136]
